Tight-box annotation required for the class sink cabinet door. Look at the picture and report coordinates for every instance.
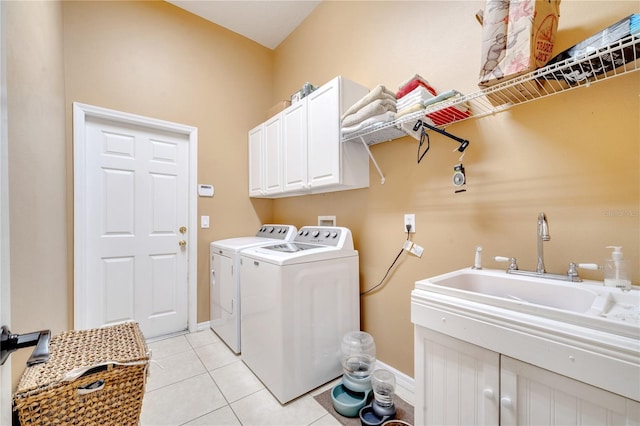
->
[415,326,500,425]
[500,356,640,426]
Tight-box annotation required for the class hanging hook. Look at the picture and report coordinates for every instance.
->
[414,120,470,154]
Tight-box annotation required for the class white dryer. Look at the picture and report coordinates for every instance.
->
[210,224,297,353]
[239,226,360,404]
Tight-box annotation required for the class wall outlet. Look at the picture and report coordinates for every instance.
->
[404,214,416,233]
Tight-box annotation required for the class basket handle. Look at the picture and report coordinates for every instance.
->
[77,379,105,395]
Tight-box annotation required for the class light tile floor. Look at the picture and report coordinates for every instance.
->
[140,328,345,425]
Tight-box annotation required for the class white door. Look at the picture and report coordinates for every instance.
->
[74,103,197,339]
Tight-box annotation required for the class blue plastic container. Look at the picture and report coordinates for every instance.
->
[331,383,370,418]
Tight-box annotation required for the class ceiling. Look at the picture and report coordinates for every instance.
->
[166,1,322,50]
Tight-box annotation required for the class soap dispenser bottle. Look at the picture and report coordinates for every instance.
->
[604,246,631,291]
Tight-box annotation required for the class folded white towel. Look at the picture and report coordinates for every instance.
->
[341,111,396,136]
[394,103,425,120]
[341,85,396,120]
[342,98,397,128]
[397,86,435,110]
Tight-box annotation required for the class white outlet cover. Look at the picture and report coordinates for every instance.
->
[404,214,416,233]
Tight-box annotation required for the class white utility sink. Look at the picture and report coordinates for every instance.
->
[415,268,640,339]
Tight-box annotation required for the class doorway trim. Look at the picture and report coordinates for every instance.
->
[73,102,198,334]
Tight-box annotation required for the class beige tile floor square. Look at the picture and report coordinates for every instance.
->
[140,328,343,426]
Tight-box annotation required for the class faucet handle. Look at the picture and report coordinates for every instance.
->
[567,262,601,282]
[575,263,600,270]
[495,256,518,271]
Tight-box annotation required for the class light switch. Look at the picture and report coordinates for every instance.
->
[201,216,210,229]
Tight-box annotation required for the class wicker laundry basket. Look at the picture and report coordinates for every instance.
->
[13,322,150,425]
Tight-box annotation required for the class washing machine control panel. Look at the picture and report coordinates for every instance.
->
[294,226,352,248]
[255,224,297,240]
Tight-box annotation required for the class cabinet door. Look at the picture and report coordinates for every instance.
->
[415,326,500,426]
[307,77,340,188]
[248,124,264,197]
[282,100,308,193]
[263,114,283,194]
[500,356,640,426]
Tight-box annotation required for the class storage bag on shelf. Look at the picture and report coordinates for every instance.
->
[542,14,640,87]
[478,0,561,105]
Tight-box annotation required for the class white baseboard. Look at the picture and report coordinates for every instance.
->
[197,321,211,332]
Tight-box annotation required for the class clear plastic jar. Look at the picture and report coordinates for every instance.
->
[341,331,376,380]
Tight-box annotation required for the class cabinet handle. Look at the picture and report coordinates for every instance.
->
[482,388,494,399]
[500,396,513,409]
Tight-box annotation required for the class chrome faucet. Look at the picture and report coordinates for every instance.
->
[536,212,550,273]
[494,212,597,282]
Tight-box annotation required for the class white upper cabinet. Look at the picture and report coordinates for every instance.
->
[248,76,370,198]
[248,124,264,197]
[306,78,341,189]
[263,114,283,195]
[282,100,308,193]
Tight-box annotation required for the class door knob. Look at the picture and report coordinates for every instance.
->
[179,226,187,234]
[500,396,513,409]
[1,326,51,366]
[179,240,187,247]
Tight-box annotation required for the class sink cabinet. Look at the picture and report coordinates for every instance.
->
[412,275,640,426]
[248,76,370,198]
[415,326,640,425]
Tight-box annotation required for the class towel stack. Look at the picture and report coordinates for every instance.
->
[400,88,472,138]
[341,85,397,137]
[424,90,471,126]
[394,75,437,120]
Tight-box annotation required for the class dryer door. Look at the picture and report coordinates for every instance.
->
[211,252,234,323]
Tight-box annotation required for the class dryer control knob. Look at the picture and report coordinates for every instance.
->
[331,232,338,238]
[312,231,320,237]
[324,231,330,238]
[268,227,274,233]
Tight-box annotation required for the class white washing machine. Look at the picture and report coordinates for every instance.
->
[239,226,360,404]
[210,224,297,353]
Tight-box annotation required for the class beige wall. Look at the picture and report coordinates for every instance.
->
[6,0,67,382]
[272,1,639,375]
[7,0,275,384]
[5,0,639,385]
[61,0,274,326]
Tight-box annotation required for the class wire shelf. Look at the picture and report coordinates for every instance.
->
[342,34,639,146]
